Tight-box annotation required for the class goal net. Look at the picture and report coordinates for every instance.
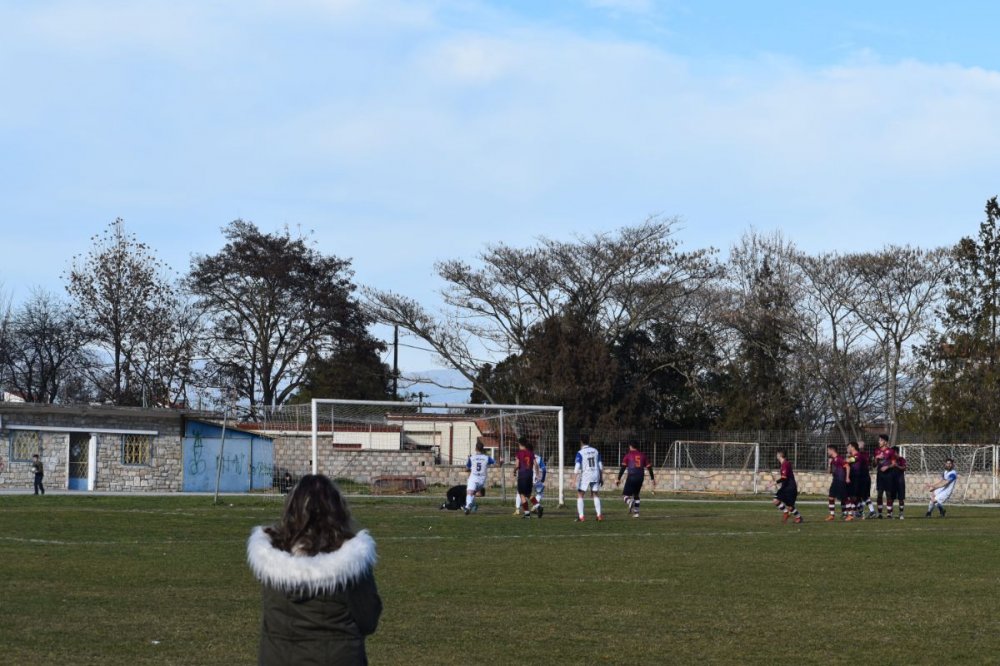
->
[661,440,761,494]
[254,399,566,504]
[897,443,995,504]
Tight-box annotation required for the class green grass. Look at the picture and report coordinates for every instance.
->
[1,494,998,665]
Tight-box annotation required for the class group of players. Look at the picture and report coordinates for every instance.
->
[451,433,656,521]
[773,433,960,523]
[451,431,959,523]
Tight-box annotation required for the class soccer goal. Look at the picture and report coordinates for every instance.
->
[662,440,762,494]
[267,399,569,504]
[898,443,995,504]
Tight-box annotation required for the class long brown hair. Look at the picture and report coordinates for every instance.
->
[265,474,356,556]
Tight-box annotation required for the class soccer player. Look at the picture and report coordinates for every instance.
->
[528,452,547,518]
[890,445,907,519]
[826,444,852,521]
[573,434,604,522]
[772,449,803,524]
[615,440,655,518]
[873,434,895,518]
[463,442,497,515]
[513,437,539,518]
[925,458,958,517]
[854,440,877,518]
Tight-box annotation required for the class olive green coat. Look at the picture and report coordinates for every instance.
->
[247,527,382,665]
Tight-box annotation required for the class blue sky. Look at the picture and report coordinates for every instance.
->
[2,1,1000,399]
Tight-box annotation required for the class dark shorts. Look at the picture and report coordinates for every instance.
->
[516,473,533,497]
[892,474,906,501]
[847,476,861,498]
[876,471,891,495]
[622,476,644,498]
[829,478,848,500]
[858,473,872,499]
[776,484,798,506]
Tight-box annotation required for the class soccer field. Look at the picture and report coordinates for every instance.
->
[1,494,998,665]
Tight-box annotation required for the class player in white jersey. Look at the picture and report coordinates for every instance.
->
[464,442,497,514]
[573,434,604,522]
[528,453,547,518]
[925,458,958,518]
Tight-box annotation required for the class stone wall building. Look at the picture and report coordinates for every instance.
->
[0,403,186,492]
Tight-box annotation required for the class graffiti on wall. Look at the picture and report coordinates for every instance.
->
[182,433,273,492]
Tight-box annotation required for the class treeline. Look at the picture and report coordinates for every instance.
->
[0,219,392,413]
[369,197,1000,443]
[4,198,1000,443]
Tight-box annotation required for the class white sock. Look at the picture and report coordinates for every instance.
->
[577,497,584,517]
[594,496,602,516]
[465,495,474,509]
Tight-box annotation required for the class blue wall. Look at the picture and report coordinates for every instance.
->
[183,421,273,492]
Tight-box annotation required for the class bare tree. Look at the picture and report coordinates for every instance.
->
[2,289,91,403]
[790,251,884,440]
[0,284,13,398]
[841,246,949,442]
[64,218,180,405]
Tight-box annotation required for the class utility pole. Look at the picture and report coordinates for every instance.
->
[392,325,399,400]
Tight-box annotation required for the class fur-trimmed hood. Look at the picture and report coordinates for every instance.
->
[247,526,377,595]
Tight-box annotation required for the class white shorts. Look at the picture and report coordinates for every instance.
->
[933,488,954,505]
[467,479,485,493]
[577,480,602,493]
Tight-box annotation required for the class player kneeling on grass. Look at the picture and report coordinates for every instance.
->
[772,449,803,524]
[441,484,484,511]
[925,458,958,517]
[247,474,382,666]
[574,434,604,522]
[616,440,655,518]
[826,445,852,521]
[464,442,498,515]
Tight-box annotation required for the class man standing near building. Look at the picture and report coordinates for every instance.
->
[31,453,45,495]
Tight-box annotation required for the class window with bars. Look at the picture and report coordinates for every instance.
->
[10,431,40,461]
[122,434,153,465]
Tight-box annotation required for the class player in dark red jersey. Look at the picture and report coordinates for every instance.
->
[513,436,539,518]
[773,449,803,523]
[873,434,896,518]
[854,440,877,518]
[890,445,907,519]
[826,444,852,521]
[615,440,656,518]
[845,442,863,520]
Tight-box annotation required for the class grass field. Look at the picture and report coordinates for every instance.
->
[1,493,999,665]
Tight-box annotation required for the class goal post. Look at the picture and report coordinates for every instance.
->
[306,399,567,505]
